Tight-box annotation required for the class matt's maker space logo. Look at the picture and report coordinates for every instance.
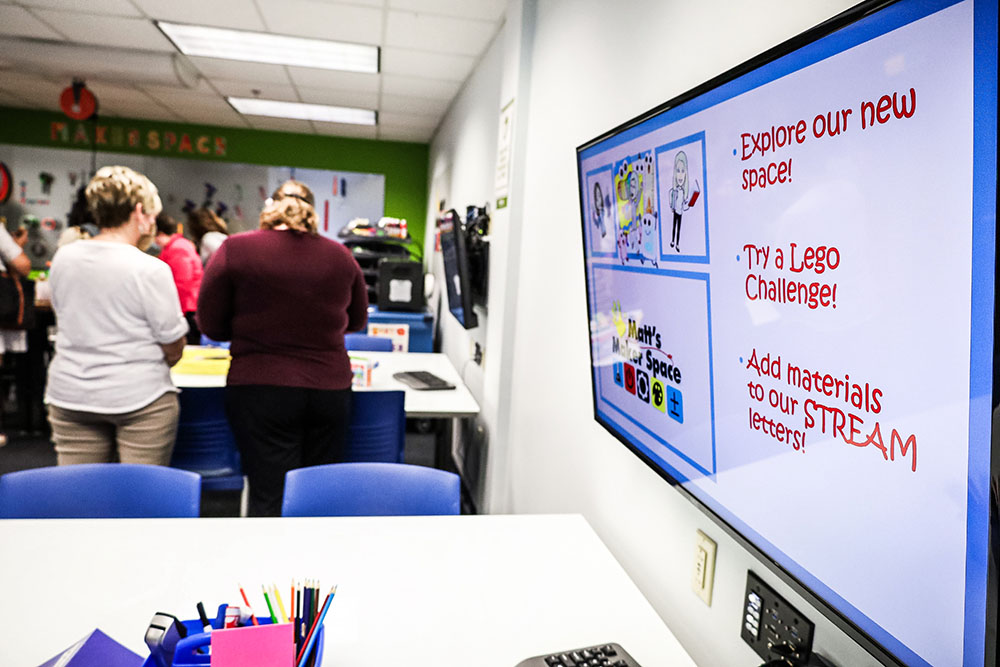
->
[610,301,683,423]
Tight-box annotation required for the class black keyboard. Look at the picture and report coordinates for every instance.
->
[392,370,455,390]
[515,643,641,667]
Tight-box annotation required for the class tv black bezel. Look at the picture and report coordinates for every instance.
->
[439,208,479,330]
[574,1,998,665]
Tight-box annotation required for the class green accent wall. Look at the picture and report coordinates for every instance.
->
[0,105,429,245]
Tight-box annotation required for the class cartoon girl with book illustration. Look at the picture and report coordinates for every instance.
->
[668,150,700,252]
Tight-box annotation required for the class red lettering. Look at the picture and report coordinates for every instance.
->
[742,158,793,192]
[891,430,917,472]
[803,400,917,472]
[50,122,67,142]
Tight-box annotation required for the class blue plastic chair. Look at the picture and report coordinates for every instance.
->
[0,463,201,518]
[343,390,406,463]
[281,462,460,517]
[345,333,393,352]
[170,387,244,493]
[199,334,231,349]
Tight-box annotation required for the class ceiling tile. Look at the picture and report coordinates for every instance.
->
[142,78,216,98]
[132,0,267,31]
[99,97,183,122]
[329,0,385,7]
[296,86,378,109]
[379,93,447,116]
[244,115,315,134]
[187,57,292,85]
[381,47,474,82]
[311,120,378,139]
[142,85,227,110]
[213,80,299,102]
[256,0,382,44]
[385,11,498,56]
[86,80,159,104]
[18,0,141,15]
[0,76,64,109]
[286,66,379,93]
[175,104,251,128]
[32,10,176,51]
[381,73,458,99]
[0,6,63,39]
[377,110,438,129]
[0,89,33,108]
[377,123,433,143]
[0,69,60,88]
[387,0,505,22]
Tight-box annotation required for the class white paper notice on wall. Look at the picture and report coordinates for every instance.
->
[495,99,515,209]
[369,323,409,352]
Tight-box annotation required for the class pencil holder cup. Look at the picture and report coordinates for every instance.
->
[140,604,324,667]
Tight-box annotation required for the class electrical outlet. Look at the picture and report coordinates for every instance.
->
[691,529,717,605]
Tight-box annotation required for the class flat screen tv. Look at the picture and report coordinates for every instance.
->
[576,1,997,665]
[439,209,479,329]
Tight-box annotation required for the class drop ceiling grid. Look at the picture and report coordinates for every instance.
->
[0,0,504,141]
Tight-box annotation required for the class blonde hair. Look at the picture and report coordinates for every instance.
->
[85,166,162,229]
[272,180,315,206]
[260,196,318,235]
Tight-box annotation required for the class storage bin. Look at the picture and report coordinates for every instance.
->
[141,604,324,667]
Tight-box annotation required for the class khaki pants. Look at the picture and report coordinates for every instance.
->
[48,392,180,466]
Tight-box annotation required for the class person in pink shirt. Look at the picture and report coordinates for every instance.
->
[155,213,203,344]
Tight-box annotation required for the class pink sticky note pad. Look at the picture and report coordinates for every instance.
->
[210,622,294,667]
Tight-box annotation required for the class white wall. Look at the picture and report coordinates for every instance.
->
[427,0,531,511]
[434,0,896,665]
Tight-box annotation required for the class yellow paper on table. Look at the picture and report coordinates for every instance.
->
[174,346,231,376]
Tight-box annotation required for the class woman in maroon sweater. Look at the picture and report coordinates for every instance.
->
[197,189,368,516]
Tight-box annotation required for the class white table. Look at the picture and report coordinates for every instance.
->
[172,351,480,419]
[0,515,696,667]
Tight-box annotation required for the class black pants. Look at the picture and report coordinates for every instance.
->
[184,312,201,345]
[225,385,352,517]
[671,212,682,247]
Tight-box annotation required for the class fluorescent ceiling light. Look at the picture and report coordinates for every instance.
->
[157,21,379,73]
[228,97,377,126]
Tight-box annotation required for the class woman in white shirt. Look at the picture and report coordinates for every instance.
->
[0,224,30,447]
[45,166,188,466]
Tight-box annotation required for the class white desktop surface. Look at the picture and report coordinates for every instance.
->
[172,350,480,419]
[0,514,695,667]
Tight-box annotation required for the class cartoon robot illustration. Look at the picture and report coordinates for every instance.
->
[668,150,701,253]
[614,152,658,266]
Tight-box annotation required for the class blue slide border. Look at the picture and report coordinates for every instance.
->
[579,0,993,665]
[591,263,717,478]
[584,164,616,258]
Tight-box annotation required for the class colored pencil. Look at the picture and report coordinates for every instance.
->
[262,585,277,624]
[238,584,259,625]
[273,584,289,623]
[296,586,337,667]
[304,582,313,632]
[295,583,302,653]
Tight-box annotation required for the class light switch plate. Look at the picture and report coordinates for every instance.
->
[692,529,717,605]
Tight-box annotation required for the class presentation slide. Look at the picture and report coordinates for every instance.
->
[579,2,988,666]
